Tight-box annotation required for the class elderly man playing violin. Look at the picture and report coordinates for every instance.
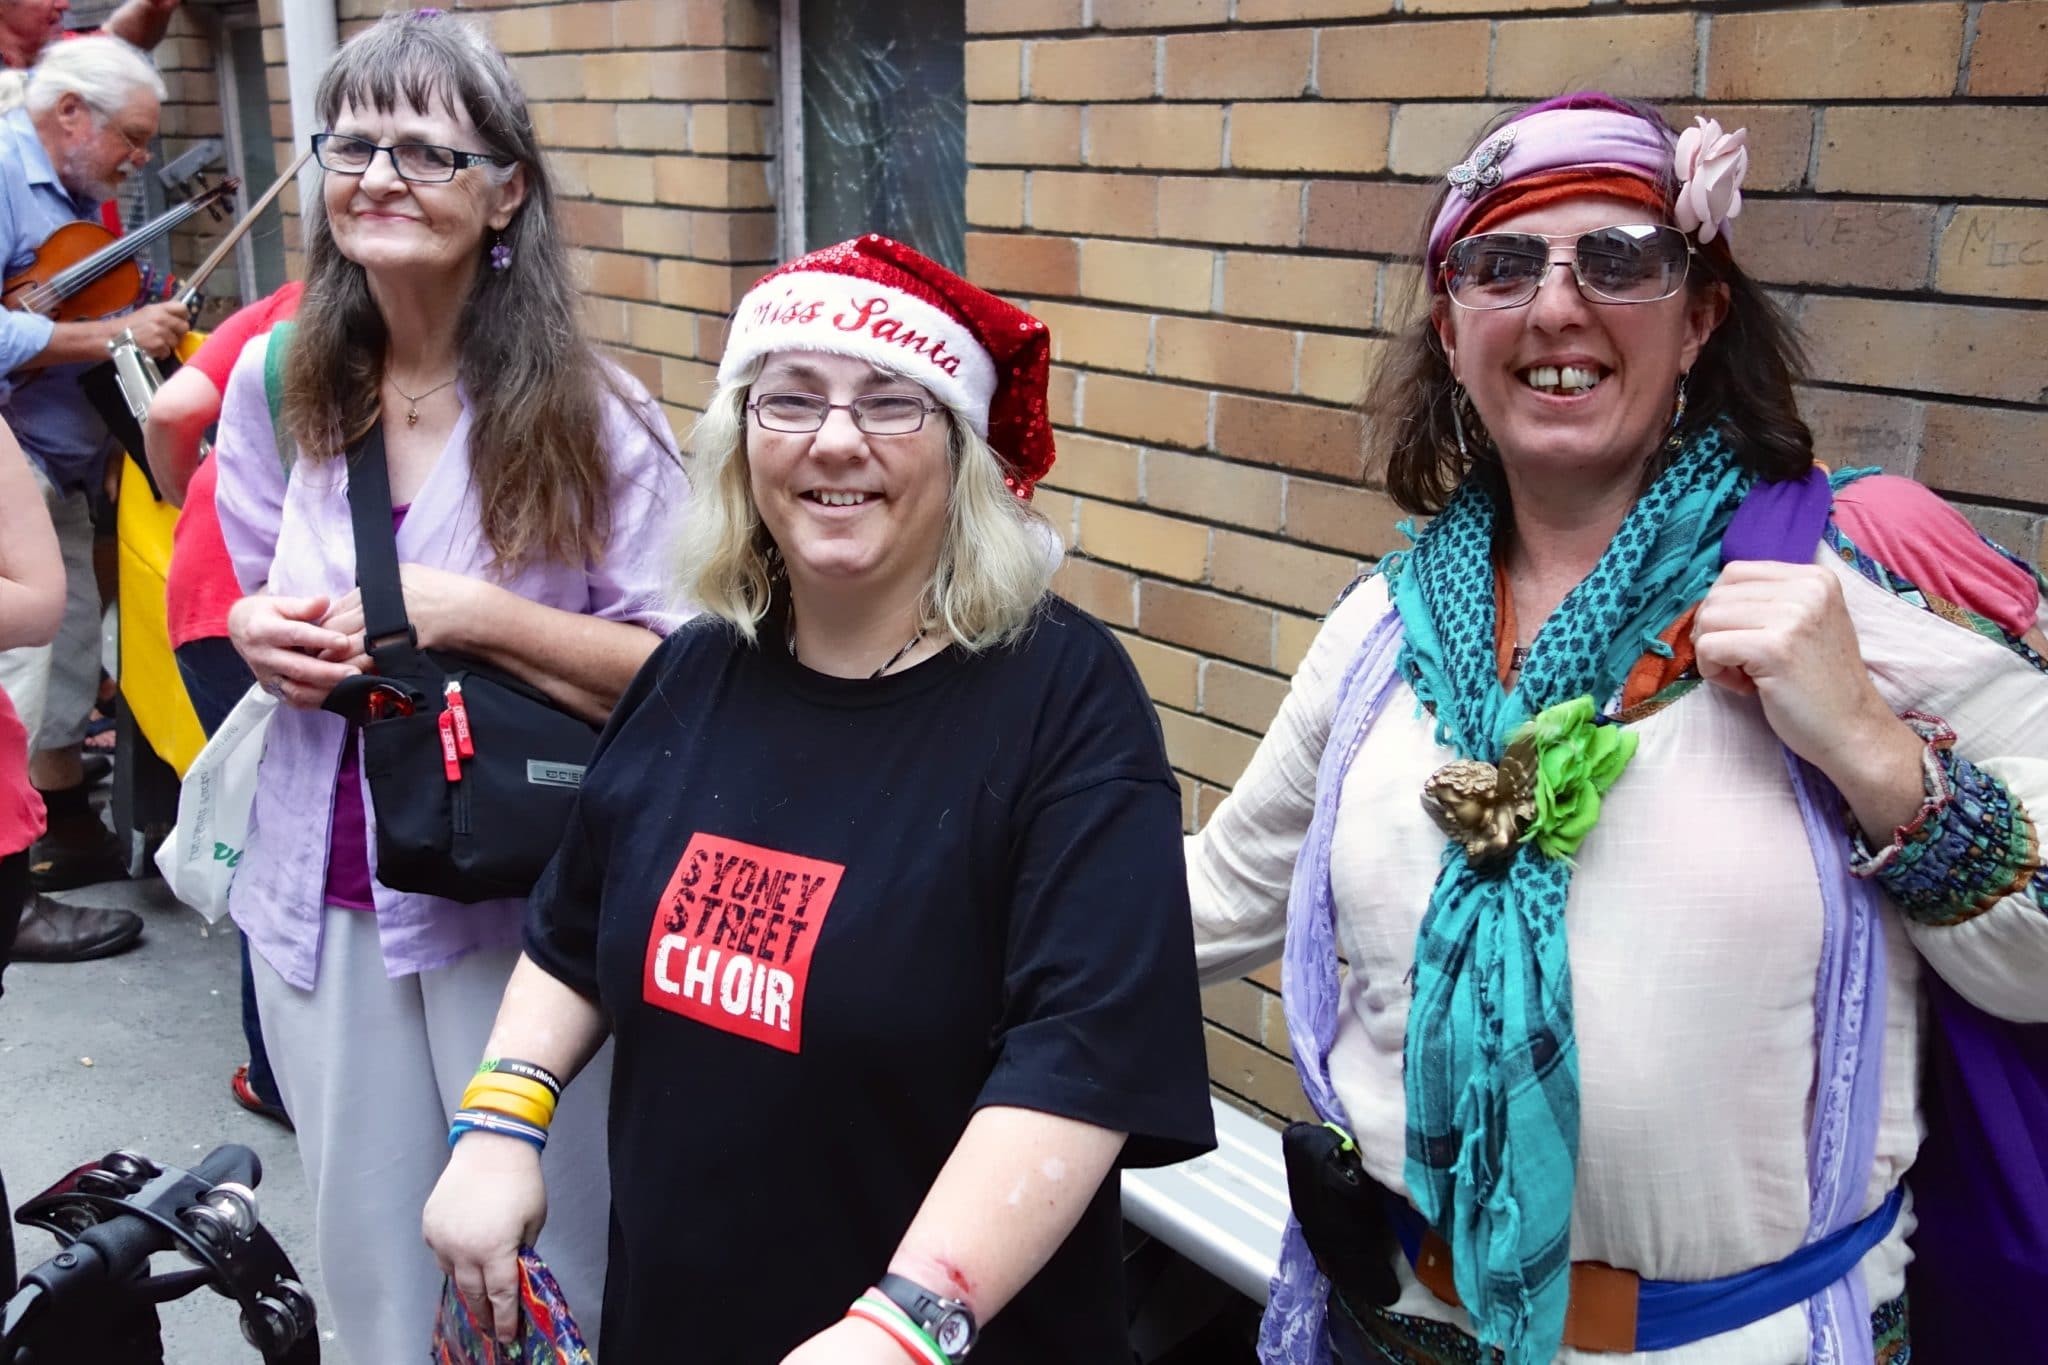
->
[0,35,188,964]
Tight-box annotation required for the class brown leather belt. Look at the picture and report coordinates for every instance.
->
[1411,1229,1641,1353]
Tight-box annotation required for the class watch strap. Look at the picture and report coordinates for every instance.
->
[875,1273,976,1360]
[848,1292,950,1365]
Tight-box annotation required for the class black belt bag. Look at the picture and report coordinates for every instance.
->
[1281,1120,1402,1314]
[322,425,598,904]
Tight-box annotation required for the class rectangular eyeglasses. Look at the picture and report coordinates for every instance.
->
[311,133,513,184]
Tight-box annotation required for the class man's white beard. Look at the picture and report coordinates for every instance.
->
[60,149,122,204]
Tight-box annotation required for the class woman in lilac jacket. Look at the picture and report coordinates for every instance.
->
[210,13,685,1358]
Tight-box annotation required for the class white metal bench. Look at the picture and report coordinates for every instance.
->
[1121,1096,1289,1305]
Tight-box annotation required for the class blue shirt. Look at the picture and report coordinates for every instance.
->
[0,108,116,492]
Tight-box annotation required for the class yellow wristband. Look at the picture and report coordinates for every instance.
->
[461,1075,557,1124]
[460,1087,553,1130]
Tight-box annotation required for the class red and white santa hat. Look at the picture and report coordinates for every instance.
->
[718,234,1057,497]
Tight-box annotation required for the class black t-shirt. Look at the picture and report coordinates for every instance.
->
[526,595,1216,1363]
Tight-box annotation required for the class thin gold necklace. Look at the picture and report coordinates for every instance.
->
[386,372,458,427]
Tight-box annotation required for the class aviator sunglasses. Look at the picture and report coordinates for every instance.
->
[1441,223,1695,311]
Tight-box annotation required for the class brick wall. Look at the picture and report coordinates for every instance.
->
[964,0,2048,1124]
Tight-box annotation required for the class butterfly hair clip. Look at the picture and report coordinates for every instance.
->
[1446,126,1517,200]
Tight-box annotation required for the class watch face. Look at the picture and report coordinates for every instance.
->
[933,1309,974,1355]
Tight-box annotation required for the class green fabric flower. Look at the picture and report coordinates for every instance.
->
[1513,696,1638,861]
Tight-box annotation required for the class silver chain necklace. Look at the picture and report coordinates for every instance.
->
[786,607,925,679]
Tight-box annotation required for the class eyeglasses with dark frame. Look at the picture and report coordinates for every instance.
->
[747,391,942,436]
[311,132,514,185]
[1441,224,1696,311]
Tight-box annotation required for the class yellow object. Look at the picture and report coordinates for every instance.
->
[462,1074,559,1126]
[459,1084,554,1130]
[113,328,212,777]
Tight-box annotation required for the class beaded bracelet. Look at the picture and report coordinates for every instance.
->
[1850,712,2039,926]
[448,1107,549,1152]
[846,1290,949,1365]
[1847,712,1958,878]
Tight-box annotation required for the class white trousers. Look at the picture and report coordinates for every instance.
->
[0,464,98,750]
[251,908,611,1363]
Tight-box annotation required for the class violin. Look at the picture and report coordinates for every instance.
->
[1,178,239,323]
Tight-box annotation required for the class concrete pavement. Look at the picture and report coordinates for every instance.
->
[0,874,335,1361]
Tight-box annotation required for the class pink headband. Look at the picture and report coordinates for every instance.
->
[1426,107,1675,279]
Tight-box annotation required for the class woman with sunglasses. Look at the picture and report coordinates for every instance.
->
[210,11,685,1358]
[424,235,1216,1363]
[1189,92,2048,1365]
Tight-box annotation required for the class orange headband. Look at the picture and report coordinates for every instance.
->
[1463,170,1671,240]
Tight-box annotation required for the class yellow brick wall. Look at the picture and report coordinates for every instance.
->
[968,0,2048,1124]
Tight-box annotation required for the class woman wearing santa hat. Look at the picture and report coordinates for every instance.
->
[425,234,1217,1363]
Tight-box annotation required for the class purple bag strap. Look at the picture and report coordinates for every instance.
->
[1730,467,1889,1364]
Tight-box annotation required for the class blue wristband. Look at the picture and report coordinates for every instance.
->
[448,1107,548,1151]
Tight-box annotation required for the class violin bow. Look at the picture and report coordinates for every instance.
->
[174,147,314,312]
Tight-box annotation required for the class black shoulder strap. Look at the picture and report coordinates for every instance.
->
[342,423,421,672]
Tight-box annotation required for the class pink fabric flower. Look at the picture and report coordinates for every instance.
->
[1672,117,1748,244]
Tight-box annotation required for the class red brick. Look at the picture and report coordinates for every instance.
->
[1030,170,1160,237]
[1027,35,1157,101]
[1159,708,1261,786]
[1078,240,1215,311]
[1317,22,1489,100]
[1229,102,1389,175]
[1214,395,1365,480]
[965,40,1023,101]
[1201,658,1290,734]
[1042,431,1143,501]
[969,0,1084,32]
[1084,374,1211,448]
[1156,176,1304,248]
[964,232,1080,297]
[1971,2,2048,95]
[1161,29,1314,100]
[1053,557,1139,626]
[1144,449,1288,533]
[1221,252,1378,329]
[1918,403,2048,504]
[1304,180,1438,256]
[967,103,1082,166]
[1088,104,1227,171]
[1707,6,1966,100]
[1283,479,1414,559]
[1798,296,2048,404]
[1210,529,1360,614]
[1736,200,1937,291]
[1140,580,1276,668]
[1492,15,1697,99]
[1093,0,1231,25]
[1032,300,1152,373]
[1155,316,1298,393]
[1935,207,2048,302]
[1818,107,2048,199]
[1793,387,1923,478]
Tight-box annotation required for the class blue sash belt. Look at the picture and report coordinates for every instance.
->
[1389,1185,1903,1352]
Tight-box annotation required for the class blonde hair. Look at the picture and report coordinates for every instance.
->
[674,357,1057,651]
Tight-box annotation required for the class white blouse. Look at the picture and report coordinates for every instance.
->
[1188,550,2048,1364]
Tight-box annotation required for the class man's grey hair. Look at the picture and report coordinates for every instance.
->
[24,35,166,119]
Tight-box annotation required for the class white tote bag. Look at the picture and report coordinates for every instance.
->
[154,684,277,923]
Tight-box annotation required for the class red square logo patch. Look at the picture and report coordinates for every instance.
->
[642,833,843,1053]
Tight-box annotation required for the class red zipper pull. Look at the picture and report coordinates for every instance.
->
[437,709,463,782]
[444,679,475,758]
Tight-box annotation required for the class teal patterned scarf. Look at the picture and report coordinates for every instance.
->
[1390,427,1751,1362]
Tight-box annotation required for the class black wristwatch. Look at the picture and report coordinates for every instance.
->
[877,1272,978,1360]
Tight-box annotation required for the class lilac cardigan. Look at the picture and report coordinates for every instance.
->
[213,333,689,990]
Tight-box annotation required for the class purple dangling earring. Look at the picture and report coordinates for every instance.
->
[489,232,512,273]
